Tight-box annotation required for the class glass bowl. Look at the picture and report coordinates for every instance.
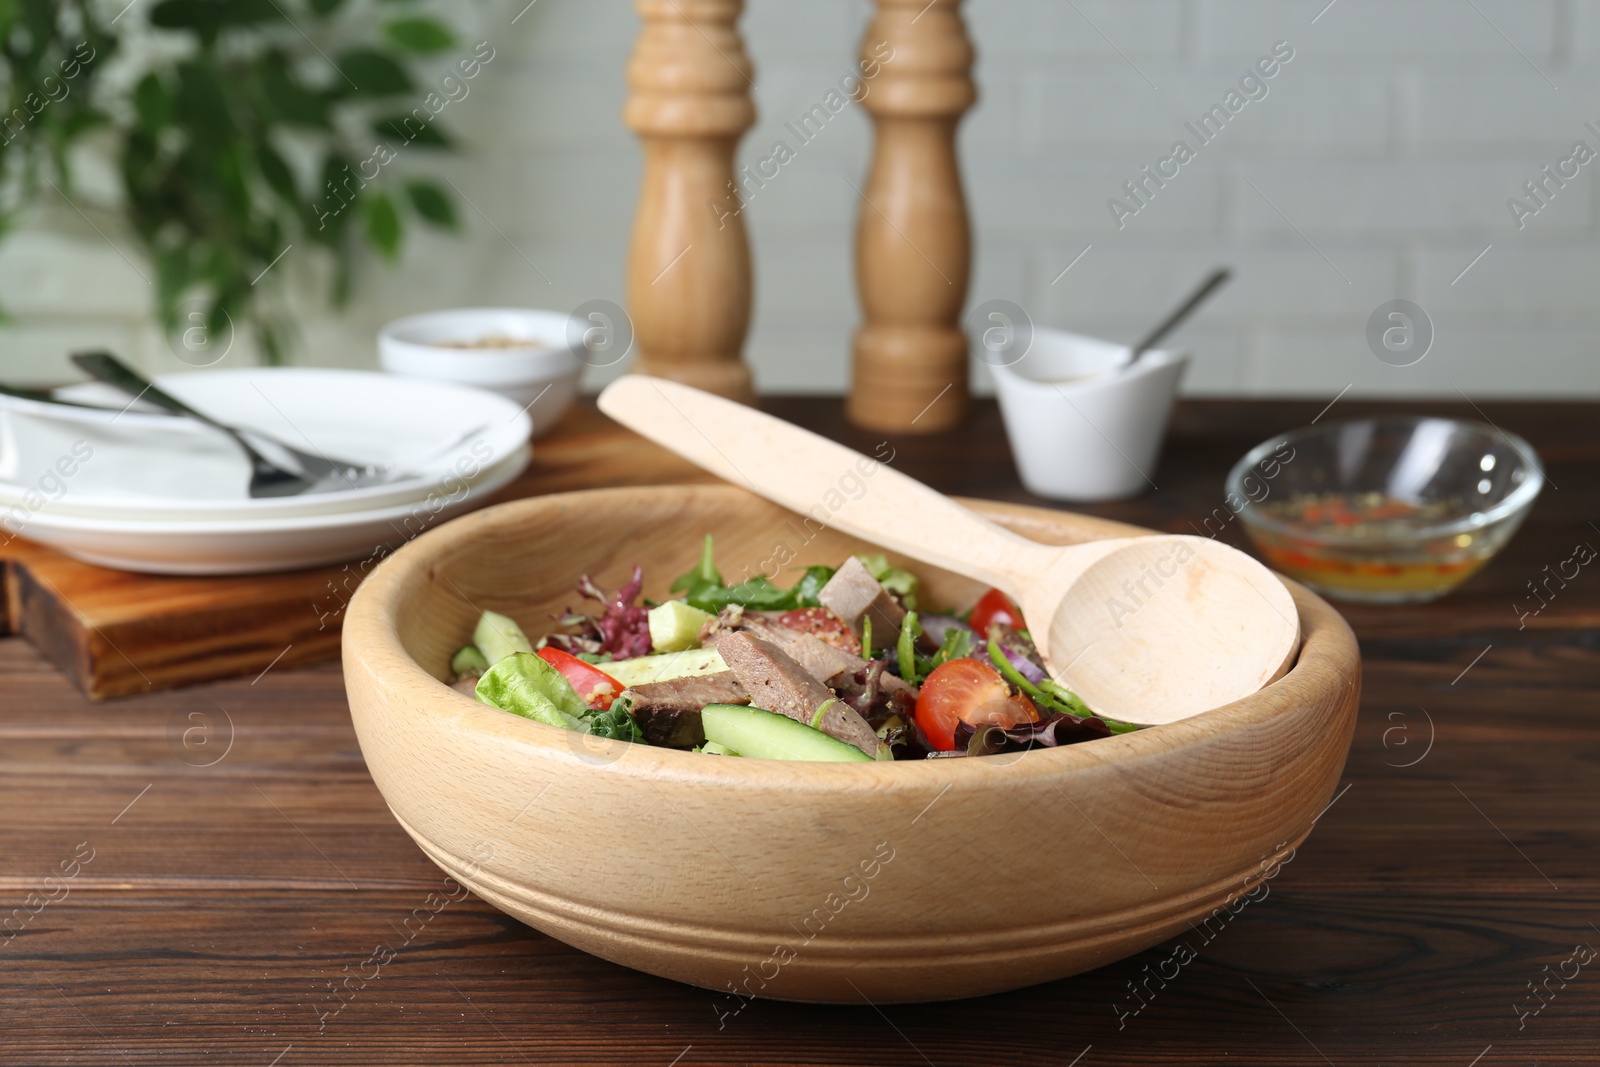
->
[1226,417,1543,604]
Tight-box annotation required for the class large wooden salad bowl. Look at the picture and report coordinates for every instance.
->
[343,485,1361,1003]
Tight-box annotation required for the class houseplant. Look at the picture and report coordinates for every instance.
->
[0,0,470,362]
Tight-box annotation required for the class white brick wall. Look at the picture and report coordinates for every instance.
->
[2,0,1597,398]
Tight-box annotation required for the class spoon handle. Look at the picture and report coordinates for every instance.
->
[1126,267,1231,365]
[598,376,1060,591]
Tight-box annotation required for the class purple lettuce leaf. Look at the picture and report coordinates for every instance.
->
[572,565,653,659]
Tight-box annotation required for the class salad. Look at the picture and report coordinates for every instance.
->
[450,536,1135,762]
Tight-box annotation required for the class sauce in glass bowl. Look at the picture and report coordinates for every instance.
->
[1248,491,1496,599]
[1228,418,1543,604]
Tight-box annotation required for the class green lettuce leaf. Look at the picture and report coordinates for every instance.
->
[475,652,591,730]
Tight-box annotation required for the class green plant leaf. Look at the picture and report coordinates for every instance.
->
[363,190,401,258]
[58,109,111,139]
[256,142,298,207]
[150,0,284,42]
[174,60,231,137]
[0,0,464,369]
[133,74,171,134]
[405,180,455,228]
[372,114,451,148]
[309,154,358,241]
[336,48,414,96]
[383,17,455,54]
[260,61,329,127]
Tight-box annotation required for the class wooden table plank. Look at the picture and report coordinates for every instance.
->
[2,886,1596,1065]
[2,397,1597,1066]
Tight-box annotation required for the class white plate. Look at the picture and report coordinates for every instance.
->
[0,368,532,520]
[3,445,530,575]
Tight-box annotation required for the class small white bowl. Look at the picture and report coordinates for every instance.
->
[378,308,582,438]
[989,329,1188,501]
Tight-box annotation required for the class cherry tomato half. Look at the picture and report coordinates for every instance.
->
[968,588,1025,637]
[913,659,1038,752]
[537,647,623,711]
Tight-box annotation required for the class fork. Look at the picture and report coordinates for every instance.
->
[71,351,389,497]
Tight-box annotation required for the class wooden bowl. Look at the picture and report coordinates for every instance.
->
[343,485,1361,1004]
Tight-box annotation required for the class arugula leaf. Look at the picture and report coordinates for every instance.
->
[984,636,1136,733]
[1039,678,1095,720]
[896,615,966,683]
[687,576,791,613]
[588,709,645,743]
[789,564,835,608]
[929,625,973,670]
[670,537,835,613]
[671,534,723,595]
[897,611,922,686]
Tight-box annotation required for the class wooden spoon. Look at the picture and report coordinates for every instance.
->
[598,376,1299,726]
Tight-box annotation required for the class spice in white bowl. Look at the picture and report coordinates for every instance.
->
[378,308,582,438]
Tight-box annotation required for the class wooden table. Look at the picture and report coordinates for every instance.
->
[3,398,1596,1066]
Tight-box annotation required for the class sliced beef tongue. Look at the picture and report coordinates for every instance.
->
[711,609,856,683]
[616,672,748,749]
[713,631,833,721]
[713,605,918,711]
[783,632,859,686]
[713,631,882,758]
[712,606,799,643]
[817,556,905,655]
[811,701,883,758]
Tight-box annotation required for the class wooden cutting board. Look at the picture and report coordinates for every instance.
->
[0,405,715,700]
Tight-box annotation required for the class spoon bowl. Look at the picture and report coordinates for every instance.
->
[598,376,1299,725]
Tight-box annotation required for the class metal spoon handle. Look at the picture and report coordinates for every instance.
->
[1126,268,1232,365]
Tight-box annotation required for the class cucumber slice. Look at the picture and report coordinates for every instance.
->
[699,741,740,757]
[474,610,532,666]
[701,703,874,763]
[604,648,728,687]
[450,644,490,676]
[648,600,714,652]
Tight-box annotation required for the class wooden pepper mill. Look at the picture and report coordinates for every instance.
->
[623,0,756,402]
[847,0,976,433]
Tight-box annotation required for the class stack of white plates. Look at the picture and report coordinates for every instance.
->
[0,368,532,575]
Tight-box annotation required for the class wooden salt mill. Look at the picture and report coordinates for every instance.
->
[848,0,976,433]
[623,0,756,402]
